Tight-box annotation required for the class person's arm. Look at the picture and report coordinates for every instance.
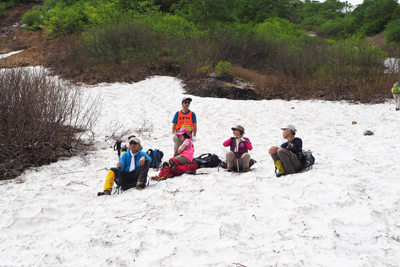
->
[223,138,233,147]
[172,123,177,134]
[192,122,197,136]
[244,138,253,150]
[268,146,280,155]
[178,144,187,154]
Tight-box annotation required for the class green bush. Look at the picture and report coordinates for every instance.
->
[44,5,88,38]
[0,3,6,17]
[215,61,232,75]
[384,19,400,43]
[21,5,43,30]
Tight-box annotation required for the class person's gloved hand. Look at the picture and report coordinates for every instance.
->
[230,137,235,140]
[172,134,176,142]
[192,136,197,142]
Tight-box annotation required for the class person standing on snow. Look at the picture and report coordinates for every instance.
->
[172,97,197,157]
[99,136,152,195]
[268,124,302,177]
[390,81,400,111]
[223,125,253,172]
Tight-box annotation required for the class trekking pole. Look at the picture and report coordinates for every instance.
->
[114,140,122,194]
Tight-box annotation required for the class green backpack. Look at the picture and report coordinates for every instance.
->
[392,83,400,94]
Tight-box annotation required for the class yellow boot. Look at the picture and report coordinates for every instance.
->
[103,170,116,191]
[274,160,285,177]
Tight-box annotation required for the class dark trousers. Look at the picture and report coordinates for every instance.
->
[111,161,150,191]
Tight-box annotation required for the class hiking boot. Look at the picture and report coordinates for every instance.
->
[162,162,170,168]
[276,171,285,178]
[97,190,111,196]
[136,183,146,190]
[227,167,233,172]
[243,167,250,172]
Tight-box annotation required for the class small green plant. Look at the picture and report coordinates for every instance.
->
[215,61,232,75]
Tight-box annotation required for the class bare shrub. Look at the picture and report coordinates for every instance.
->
[134,119,154,139]
[0,67,101,179]
[105,121,134,142]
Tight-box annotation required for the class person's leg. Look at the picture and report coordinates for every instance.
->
[103,168,118,192]
[270,152,285,176]
[239,153,251,171]
[135,161,150,189]
[395,94,400,110]
[175,155,191,165]
[276,148,301,173]
[225,151,236,171]
[173,129,184,157]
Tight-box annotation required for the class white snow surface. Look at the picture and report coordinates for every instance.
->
[1,71,400,267]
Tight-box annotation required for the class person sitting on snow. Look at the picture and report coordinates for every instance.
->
[268,124,302,177]
[223,125,253,172]
[99,136,152,195]
[169,128,194,167]
[172,97,197,157]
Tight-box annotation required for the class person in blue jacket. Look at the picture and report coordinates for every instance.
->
[268,124,302,177]
[100,135,152,195]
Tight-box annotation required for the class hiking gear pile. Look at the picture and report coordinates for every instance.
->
[146,149,164,171]
[151,160,198,181]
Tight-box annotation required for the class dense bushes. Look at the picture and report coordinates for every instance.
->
[0,68,100,179]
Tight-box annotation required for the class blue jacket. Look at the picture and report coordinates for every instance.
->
[119,150,152,172]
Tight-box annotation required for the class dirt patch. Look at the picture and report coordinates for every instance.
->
[0,3,63,68]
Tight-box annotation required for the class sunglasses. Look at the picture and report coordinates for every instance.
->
[183,101,191,104]
[129,141,138,145]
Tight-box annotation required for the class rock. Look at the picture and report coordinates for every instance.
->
[186,75,258,100]
[11,169,21,177]
[363,130,374,136]
[352,121,357,124]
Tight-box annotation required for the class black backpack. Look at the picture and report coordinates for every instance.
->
[147,149,164,171]
[299,150,315,171]
[193,153,222,168]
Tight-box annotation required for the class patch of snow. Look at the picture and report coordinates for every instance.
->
[1,67,400,266]
[0,50,24,59]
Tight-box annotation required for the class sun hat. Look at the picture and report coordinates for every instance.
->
[231,125,245,134]
[176,128,191,138]
[182,97,192,103]
[128,135,141,143]
[281,124,297,133]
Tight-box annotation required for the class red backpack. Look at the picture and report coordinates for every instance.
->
[171,161,198,176]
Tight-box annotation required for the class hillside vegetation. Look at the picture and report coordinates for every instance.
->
[2,0,400,102]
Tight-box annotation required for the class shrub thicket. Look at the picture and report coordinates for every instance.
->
[0,68,101,179]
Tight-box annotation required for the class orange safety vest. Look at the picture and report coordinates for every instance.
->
[175,110,194,131]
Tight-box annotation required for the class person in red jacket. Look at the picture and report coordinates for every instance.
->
[223,125,253,172]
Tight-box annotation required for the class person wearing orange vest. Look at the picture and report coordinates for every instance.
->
[172,97,197,157]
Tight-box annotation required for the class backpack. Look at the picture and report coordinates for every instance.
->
[299,150,315,171]
[218,158,257,171]
[171,161,198,176]
[146,149,164,171]
[193,153,222,168]
[392,84,400,94]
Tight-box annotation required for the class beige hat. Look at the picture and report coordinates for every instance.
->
[231,125,244,134]
[128,135,141,143]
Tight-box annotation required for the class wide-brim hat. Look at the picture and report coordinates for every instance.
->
[231,125,244,134]
[176,128,191,138]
